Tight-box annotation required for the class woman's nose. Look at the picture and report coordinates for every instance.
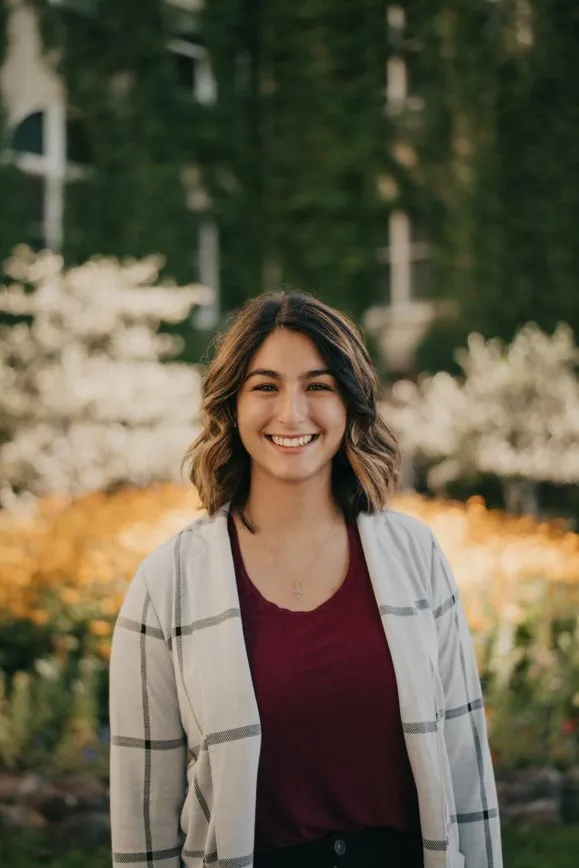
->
[276,388,307,425]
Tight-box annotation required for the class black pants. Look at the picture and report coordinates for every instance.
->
[254,826,424,868]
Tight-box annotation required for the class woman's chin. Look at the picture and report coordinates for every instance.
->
[257,457,329,484]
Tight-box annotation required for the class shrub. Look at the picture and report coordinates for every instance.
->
[0,485,578,773]
[384,324,579,510]
[0,247,210,505]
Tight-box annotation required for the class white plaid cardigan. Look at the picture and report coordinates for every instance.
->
[109,506,503,868]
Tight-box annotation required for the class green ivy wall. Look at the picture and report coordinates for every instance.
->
[0,0,393,321]
[1,1,579,356]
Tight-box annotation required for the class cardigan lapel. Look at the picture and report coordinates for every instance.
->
[357,512,450,865]
[196,506,261,730]
[195,507,262,864]
[356,511,440,709]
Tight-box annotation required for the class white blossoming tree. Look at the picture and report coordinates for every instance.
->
[384,323,579,512]
[0,246,212,506]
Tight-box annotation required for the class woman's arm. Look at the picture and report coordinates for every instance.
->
[430,534,503,868]
[109,566,187,867]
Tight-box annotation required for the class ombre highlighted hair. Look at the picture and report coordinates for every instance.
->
[183,291,400,519]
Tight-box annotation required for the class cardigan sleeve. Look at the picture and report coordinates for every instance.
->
[430,534,503,868]
[109,565,187,867]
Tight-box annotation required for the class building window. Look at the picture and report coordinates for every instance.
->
[382,211,434,306]
[12,111,44,156]
[386,6,407,115]
[10,105,89,252]
[168,37,217,104]
[194,219,220,330]
[387,5,425,115]
[384,7,433,305]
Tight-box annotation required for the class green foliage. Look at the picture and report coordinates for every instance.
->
[0,835,110,868]
[3,2,579,347]
[400,1,501,304]
[0,656,107,775]
[452,2,579,343]
[202,0,391,315]
[2,574,578,776]
[0,2,8,66]
[27,0,206,285]
[0,9,31,274]
[1,827,579,868]
[481,581,579,772]
[0,618,56,681]
[413,313,472,375]
[502,825,579,868]
[0,0,393,318]
[407,1,579,347]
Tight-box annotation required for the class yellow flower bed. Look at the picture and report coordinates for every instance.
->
[1,486,578,644]
[395,493,579,633]
[0,485,201,629]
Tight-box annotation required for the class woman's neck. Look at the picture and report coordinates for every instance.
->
[242,474,340,538]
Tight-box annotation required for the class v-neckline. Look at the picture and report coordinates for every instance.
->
[227,511,354,615]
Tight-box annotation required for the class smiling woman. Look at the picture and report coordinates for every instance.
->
[236,331,348,504]
[183,291,400,524]
[109,291,502,868]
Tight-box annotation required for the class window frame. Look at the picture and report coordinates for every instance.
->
[167,37,217,105]
[380,211,434,307]
[8,103,88,252]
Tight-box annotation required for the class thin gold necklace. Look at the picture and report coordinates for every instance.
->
[245,511,340,600]
[289,516,339,600]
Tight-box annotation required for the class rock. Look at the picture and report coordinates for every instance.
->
[0,803,48,830]
[51,773,108,812]
[17,773,49,797]
[26,780,72,823]
[0,773,25,803]
[0,772,53,805]
[561,766,579,824]
[498,766,562,805]
[53,810,111,849]
[502,798,561,827]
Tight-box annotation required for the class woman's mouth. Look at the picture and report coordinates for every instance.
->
[265,434,319,449]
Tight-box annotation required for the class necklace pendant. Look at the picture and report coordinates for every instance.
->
[294,582,304,600]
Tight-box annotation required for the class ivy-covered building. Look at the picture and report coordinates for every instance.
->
[0,0,221,330]
[8,3,576,375]
[1,1,445,370]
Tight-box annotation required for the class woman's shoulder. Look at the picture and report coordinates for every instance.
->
[365,506,434,551]
[136,510,222,591]
[123,511,226,628]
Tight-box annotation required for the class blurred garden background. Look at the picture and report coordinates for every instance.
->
[1,1,579,866]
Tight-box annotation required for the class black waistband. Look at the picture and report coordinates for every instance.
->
[254,825,424,868]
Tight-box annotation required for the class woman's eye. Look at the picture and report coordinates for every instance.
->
[307,383,332,392]
[251,382,332,393]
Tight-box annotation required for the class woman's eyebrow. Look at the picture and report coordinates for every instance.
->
[245,368,332,381]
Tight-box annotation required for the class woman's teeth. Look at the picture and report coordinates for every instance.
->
[270,434,315,448]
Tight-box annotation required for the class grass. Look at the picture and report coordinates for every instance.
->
[502,825,579,867]
[0,835,110,868]
[1,826,579,867]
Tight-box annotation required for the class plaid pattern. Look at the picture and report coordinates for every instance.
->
[110,507,502,868]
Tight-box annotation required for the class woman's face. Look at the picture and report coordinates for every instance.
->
[236,328,348,486]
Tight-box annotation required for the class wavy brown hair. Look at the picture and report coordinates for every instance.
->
[183,291,400,520]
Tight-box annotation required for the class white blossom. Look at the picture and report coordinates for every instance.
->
[382,323,579,489]
[0,247,212,505]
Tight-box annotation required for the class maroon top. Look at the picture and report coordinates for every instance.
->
[228,515,420,852]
